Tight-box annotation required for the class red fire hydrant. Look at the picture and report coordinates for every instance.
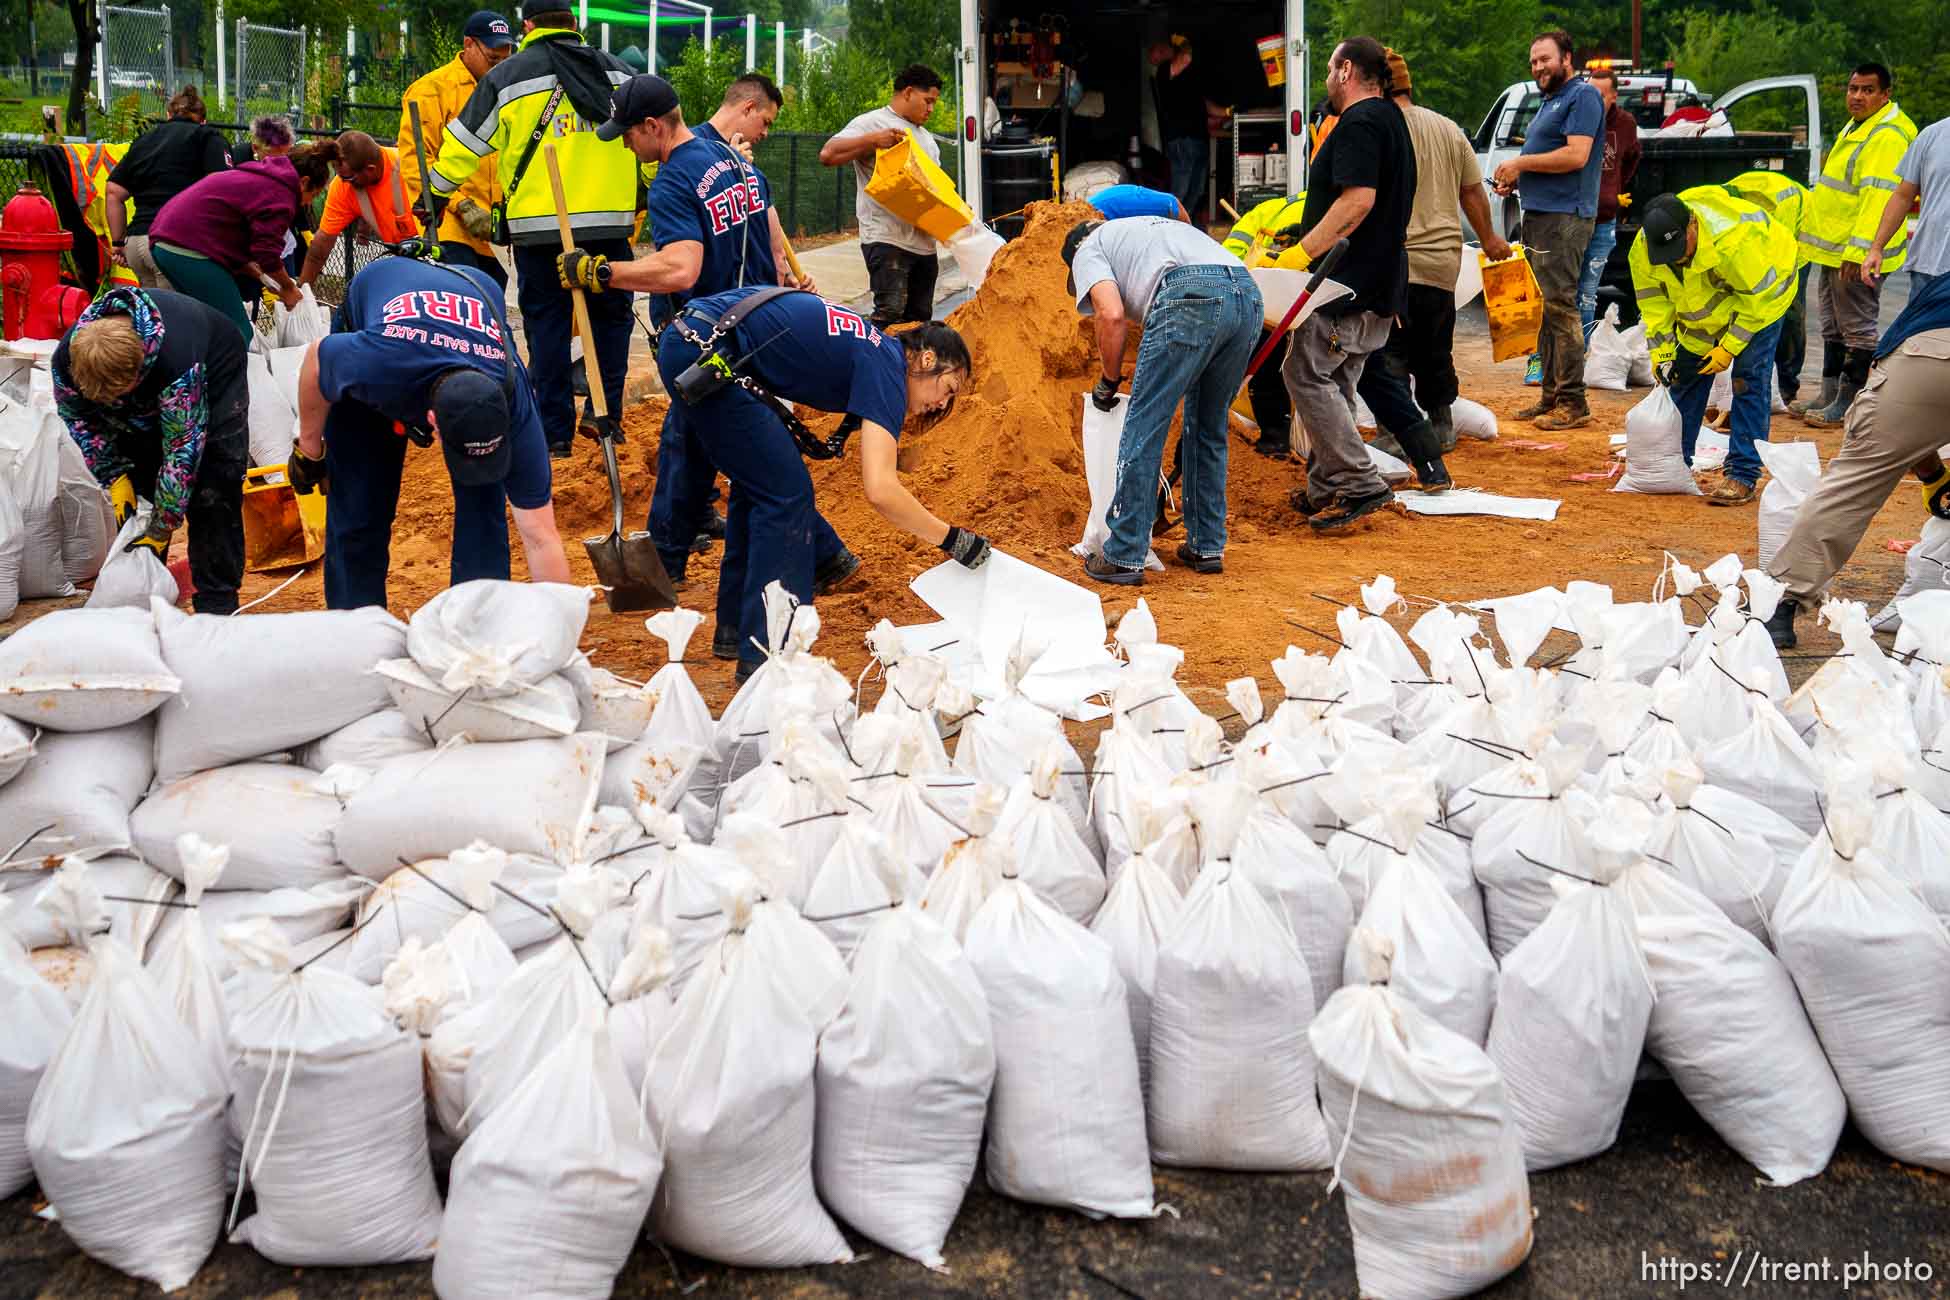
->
[0,182,90,340]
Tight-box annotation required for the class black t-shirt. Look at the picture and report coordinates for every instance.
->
[1155,62,1208,142]
[1299,96,1416,316]
[108,117,233,236]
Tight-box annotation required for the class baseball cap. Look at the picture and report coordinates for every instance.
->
[595,74,680,141]
[432,368,511,487]
[1640,194,1692,266]
[462,11,516,48]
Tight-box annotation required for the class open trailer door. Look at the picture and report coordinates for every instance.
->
[959,0,985,223]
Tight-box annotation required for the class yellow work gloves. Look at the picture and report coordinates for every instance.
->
[125,524,169,559]
[1273,242,1313,273]
[1923,465,1950,520]
[1698,346,1736,375]
[108,474,136,528]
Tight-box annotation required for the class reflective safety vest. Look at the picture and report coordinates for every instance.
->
[1223,193,1307,264]
[1630,184,1797,365]
[53,142,138,288]
[1800,99,1917,271]
[1723,170,1810,264]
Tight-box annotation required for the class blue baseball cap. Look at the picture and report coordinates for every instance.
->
[432,368,511,487]
[462,11,516,49]
[595,74,681,141]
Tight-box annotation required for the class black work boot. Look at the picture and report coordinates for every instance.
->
[1428,405,1457,453]
[1804,349,1870,429]
[1394,419,1453,493]
[1765,599,1799,650]
[1790,342,1843,416]
[813,546,861,596]
[712,625,741,660]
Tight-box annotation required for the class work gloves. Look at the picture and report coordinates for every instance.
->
[1273,242,1313,272]
[939,525,992,570]
[579,411,625,444]
[1923,465,1950,520]
[451,197,494,242]
[108,475,136,528]
[1653,360,1676,389]
[125,522,170,559]
[1698,346,1736,376]
[287,439,328,494]
[558,248,611,294]
[1090,376,1121,412]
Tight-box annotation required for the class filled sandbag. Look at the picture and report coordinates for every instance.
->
[1088,835,1184,1102]
[0,719,153,859]
[131,761,355,891]
[377,657,581,743]
[0,898,69,1198]
[153,600,406,782]
[964,876,1156,1218]
[815,897,994,1269]
[0,473,23,620]
[86,502,178,610]
[296,708,432,770]
[225,920,444,1265]
[1615,386,1700,495]
[801,819,927,962]
[995,736,1105,923]
[404,579,591,697]
[600,610,717,807]
[5,854,174,958]
[0,605,179,730]
[144,835,231,1085]
[1311,931,1534,1300]
[1755,439,1821,570]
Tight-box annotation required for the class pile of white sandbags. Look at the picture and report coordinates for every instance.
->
[4,559,1948,1300]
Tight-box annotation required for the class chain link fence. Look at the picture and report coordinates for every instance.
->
[99,5,175,118]
[235,20,307,122]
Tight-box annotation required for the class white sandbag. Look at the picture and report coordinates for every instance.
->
[1755,439,1822,569]
[131,761,353,891]
[719,718,857,904]
[245,349,296,468]
[815,897,995,1269]
[569,663,656,751]
[1583,304,1632,390]
[271,284,331,347]
[711,585,853,785]
[623,807,738,999]
[0,898,69,1198]
[335,733,604,876]
[644,871,851,1267]
[1074,393,1164,570]
[86,502,179,610]
[1622,319,1655,386]
[1872,783,1950,922]
[1452,395,1499,442]
[1310,932,1534,1300]
[1614,386,1700,495]
[5,855,172,957]
[801,819,926,961]
[0,473,23,620]
[0,605,179,730]
[0,720,153,859]
[945,221,1005,288]
[296,708,431,770]
[996,737,1105,923]
[1234,788,1354,1022]
[1470,753,1595,959]
[950,627,1095,852]
[1149,786,1334,1171]
[1346,844,1498,1047]
[378,656,581,742]
[27,865,226,1292]
[433,1008,663,1300]
[1773,794,1950,1172]
[1089,710,1180,866]
[0,398,73,598]
[153,600,406,782]
[1698,689,1823,836]
[404,580,591,697]
[1617,858,1845,1184]
[347,838,549,985]
[603,609,717,805]
[225,921,444,1265]
[145,835,230,1085]
[1685,781,1811,892]
[1088,844,1183,1102]
[1873,516,1950,631]
[1487,878,1655,1170]
[154,879,365,977]
[1647,761,1781,945]
[55,430,115,588]
[965,877,1155,1218]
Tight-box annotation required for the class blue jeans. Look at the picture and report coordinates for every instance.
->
[511,239,634,451]
[1106,264,1261,567]
[1165,137,1206,217]
[321,398,513,609]
[655,320,827,670]
[1578,220,1617,330]
[1672,317,1785,487]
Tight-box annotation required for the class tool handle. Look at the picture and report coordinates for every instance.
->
[778,232,808,284]
[1219,199,1243,222]
[543,142,609,421]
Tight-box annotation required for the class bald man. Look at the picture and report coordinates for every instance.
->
[298,129,423,287]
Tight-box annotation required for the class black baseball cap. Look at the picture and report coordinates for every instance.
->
[595,74,680,141]
[432,368,511,487]
[462,11,516,48]
[1640,195,1692,266]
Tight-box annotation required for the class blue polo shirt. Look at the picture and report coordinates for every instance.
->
[1086,185,1182,220]
[646,126,779,327]
[315,258,550,508]
[1519,78,1605,219]
[684,286,909,436]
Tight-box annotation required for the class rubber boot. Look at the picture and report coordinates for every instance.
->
[1789,341,1842,416]
[1803,348,1870,429]
[1394,419,1452,492]
[1765,598,1798,650]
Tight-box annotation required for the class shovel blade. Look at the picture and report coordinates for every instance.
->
[583,527,678,613]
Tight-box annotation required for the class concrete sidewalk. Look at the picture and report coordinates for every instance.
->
[497,237,971,406]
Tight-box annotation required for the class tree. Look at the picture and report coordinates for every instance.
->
[846,0,956,78]
[65,0,93,133]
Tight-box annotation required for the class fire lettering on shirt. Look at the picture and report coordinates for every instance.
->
[824,304,882,346]
[377,289,504,343]
[703,178,767,236]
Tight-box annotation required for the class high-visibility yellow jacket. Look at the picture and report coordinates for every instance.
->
[1800,99,1917,271]
[1223,193,1306,264]
[429,28,640,246]
[1724,169,1811,268]
[399,55,499,258]
[1630,184,1798,366]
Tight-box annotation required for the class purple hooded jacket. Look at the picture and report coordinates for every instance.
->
[148,154,303,275]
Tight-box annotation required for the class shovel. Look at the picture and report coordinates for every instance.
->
[541,141,676,613]
[1245,237,1350,378]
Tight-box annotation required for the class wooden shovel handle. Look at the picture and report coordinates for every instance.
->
[543,141,608,421]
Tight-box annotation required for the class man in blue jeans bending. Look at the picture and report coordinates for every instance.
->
[1062,216,1262,585]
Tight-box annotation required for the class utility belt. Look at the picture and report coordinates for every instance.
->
[668,286,858,461]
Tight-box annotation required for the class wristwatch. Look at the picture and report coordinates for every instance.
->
[596,260,613,287]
